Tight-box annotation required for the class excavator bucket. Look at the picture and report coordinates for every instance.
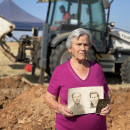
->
[0,16,17,62]
[0,16,15,39]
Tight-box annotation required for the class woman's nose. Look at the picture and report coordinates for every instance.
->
[81,44,85,50]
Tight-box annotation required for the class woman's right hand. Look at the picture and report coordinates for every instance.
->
[58,104,73,117]
[44,91,73,117]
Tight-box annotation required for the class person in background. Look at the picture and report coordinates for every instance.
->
[44,28,111,130]
[55,5,71,24]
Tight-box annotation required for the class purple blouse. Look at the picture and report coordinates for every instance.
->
[47,60,109,130]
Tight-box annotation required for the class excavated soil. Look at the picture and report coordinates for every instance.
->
[0,42,130,130]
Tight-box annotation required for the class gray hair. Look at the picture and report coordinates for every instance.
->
[66,28,92,49]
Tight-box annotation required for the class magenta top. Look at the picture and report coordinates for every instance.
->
[47,60,109,130]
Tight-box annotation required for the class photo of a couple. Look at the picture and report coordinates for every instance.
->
[68,86,104,115]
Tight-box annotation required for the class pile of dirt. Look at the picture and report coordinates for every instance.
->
[0,76,55,130]
[0,42,130,129]
[0,76,130,130]
[107,88,130,130]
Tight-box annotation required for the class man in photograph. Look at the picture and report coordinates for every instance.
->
[70,92,85,115]
[89,91,100,108]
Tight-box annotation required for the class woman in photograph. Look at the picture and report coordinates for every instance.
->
[44,28,111,130]
[90,91,100,108]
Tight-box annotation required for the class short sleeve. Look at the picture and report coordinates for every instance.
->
[47,67,61,97]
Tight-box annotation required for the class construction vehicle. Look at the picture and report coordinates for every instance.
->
[0,0,130,84]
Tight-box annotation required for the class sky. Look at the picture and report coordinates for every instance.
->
[109,0,130,31]
[0,0,130,40]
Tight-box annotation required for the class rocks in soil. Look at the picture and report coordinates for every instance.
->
[0,76,130,130]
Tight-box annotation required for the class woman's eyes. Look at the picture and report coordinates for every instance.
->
[77,43,89,46]
[84,44,89,46]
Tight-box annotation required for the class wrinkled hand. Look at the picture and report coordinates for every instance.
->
[58,104,73,117]
[100,104,111,116]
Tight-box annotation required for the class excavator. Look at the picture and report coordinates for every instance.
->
[0,0,130,84]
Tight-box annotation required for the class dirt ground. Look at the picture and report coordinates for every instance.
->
[0,42,130,130]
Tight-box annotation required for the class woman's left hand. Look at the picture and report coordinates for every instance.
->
[100,104,111,116]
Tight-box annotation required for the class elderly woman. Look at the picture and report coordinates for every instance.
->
[44,28,111,130]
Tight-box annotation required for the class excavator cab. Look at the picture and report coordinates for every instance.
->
[38,0,111,83]
[44,0,108,52]
[48,0,106,29]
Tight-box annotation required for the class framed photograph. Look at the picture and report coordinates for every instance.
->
[68,86,104,115]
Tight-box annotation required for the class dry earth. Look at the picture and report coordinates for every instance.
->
[0,42,130,130]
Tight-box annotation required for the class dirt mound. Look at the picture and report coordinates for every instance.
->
[107,88,130,130]
[0,77,130,130]
[0,42,130,130]
[0,77,55,130]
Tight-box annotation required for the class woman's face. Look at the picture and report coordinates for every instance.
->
[68,34,90,62]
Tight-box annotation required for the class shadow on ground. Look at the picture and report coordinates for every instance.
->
[22,72,121,85]
[105,72,122,84]
[9,64,25,69]
[8,63,122,85]
[21,74,50,84]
